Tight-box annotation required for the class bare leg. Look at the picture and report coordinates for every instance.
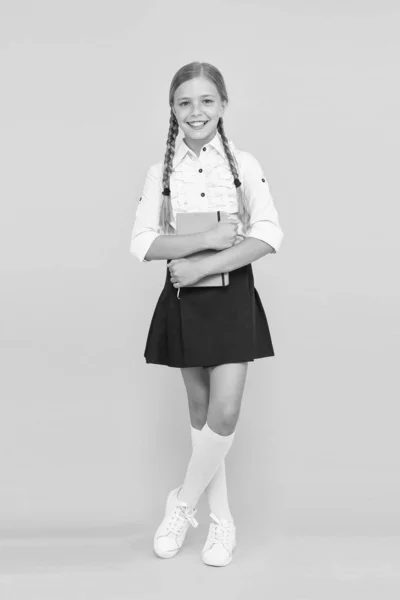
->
[180,366,209,430]
[207,362,248,435]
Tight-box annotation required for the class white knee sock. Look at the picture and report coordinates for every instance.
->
[178,422,236,511]
[190,425,234,522]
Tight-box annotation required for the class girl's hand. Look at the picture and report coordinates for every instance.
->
[205,216,239,251]
[168,258,205,288]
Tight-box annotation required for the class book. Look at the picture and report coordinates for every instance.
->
[175,211,230,287]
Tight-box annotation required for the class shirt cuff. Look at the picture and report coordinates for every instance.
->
[246,222,284,254]
[130,230,160,262]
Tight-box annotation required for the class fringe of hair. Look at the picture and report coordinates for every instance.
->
[158,114,251,234]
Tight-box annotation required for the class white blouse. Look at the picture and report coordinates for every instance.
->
[130,131,284,262]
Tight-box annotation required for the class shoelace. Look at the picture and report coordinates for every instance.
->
[207,513,235,546]
[167,505,199,535]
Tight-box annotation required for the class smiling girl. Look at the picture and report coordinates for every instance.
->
[130,62,284,567]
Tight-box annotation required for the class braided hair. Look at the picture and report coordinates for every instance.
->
[217,116,251,233]
[158,62,251,234]
[159,110,179,233]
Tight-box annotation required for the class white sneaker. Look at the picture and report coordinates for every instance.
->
[201,513,236,566]
[153,485,199,558]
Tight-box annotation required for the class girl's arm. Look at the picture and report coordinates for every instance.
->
[198,237,274,277]
[130,164,214,262]
[145,231,212,261]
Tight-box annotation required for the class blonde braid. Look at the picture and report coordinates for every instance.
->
[217,118,251,231]
[159,110,179,233]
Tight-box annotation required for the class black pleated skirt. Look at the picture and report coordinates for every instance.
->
[144,262,275,368]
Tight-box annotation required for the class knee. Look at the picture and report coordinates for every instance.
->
[190,412,207,429]
[207,407,240,436]
[189,398,209,429]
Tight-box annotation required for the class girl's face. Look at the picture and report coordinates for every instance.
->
[172,76,226,146]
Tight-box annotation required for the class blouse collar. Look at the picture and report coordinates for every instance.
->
[172,130,234,169]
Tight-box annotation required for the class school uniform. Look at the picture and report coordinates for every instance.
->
[130,131,284,368]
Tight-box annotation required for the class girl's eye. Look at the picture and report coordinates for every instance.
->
[179,99,214,107]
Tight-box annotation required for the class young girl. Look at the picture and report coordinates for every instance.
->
[130,62,283,567]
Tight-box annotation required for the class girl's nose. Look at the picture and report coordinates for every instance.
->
[191,102,204,115]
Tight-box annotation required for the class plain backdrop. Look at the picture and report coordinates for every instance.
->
[0,0,399,540]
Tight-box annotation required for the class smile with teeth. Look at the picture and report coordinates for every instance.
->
[188,121,209,129]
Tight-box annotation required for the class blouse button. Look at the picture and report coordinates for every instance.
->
[261,178,266,182]
[201,192,205,197]
[202,147,207,152]
[199,168,203,173]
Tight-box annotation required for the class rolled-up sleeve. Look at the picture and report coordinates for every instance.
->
[130,164,163,262]
[242,152,284,253]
